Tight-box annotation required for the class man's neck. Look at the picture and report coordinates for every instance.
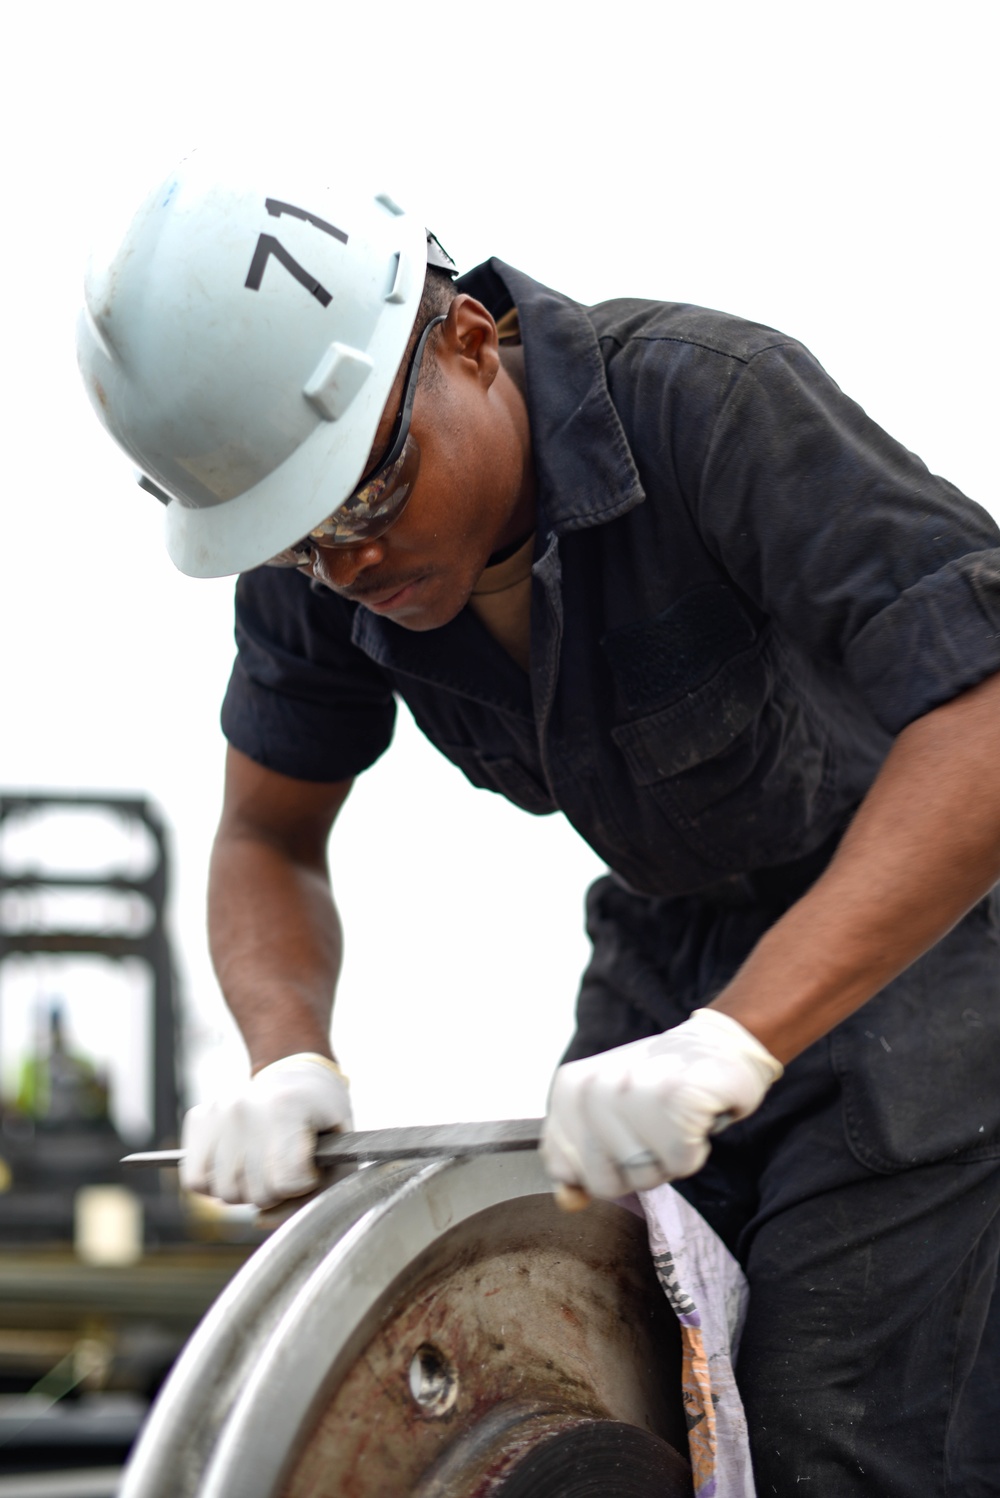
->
[494,346,537,551]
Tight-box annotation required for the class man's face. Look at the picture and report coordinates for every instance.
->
[298,297,534,631]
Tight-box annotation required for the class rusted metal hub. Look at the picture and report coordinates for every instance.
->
[121,1153,690,1497]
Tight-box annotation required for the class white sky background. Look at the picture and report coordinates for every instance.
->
[0,1,996,1136]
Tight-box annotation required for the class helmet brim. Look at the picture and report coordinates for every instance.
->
[163,373,390,577]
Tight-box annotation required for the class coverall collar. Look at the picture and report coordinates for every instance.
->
[457,259,647,537]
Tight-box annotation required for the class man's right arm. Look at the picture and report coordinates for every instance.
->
[182,744,356,1207]
[208,743,354,1073]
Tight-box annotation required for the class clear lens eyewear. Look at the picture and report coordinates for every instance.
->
[265,312,446,567]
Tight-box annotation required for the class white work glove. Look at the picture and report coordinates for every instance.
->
[541,1008,783,1200]
[180,1052,353,1209]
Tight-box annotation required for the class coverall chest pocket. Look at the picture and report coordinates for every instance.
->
[610,637,834,872]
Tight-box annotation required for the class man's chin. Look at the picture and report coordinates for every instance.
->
[363,576,470,632]
[391,594,467,632]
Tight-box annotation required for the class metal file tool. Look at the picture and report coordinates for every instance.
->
[122,1117,545,1168]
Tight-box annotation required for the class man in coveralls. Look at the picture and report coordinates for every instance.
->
[78,154,1000,1494]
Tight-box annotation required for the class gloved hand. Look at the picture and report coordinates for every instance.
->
[180,1052,353,1208]
[541,1008,783,1200]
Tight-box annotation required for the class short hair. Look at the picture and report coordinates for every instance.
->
[406,266,459,389]
[420,264,460,323]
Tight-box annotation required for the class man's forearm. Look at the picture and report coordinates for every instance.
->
[208,828,344,1073]
[712,670,1000,1063]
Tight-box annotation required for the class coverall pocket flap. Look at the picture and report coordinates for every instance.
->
[611,649,767,784]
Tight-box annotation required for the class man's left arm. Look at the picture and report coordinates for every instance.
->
[542,670,1000,1199]
[712,666,1000,1063]
[544,331,1000,1201]
[685,342,1000,1062]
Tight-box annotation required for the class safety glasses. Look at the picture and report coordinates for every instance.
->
[266,313,447,566]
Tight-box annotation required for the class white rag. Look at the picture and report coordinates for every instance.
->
[640,1185,756,1498]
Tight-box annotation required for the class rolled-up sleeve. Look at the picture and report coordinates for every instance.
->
[693,341,1000,733]
[221,568,397,781]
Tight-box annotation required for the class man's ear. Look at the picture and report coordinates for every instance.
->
[439,295,501,388]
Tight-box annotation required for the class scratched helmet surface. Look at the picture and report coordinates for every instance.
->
[77,150,430,577]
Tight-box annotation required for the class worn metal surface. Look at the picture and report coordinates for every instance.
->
[120,1153,688,1498]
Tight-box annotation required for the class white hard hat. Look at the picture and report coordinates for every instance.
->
[77,151,452,577]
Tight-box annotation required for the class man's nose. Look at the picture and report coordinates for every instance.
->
[309,539,386,591]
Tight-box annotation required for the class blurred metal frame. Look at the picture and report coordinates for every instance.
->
[0,791,182,1146]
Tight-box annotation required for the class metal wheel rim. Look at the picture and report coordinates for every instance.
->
[121,1153,686,1498]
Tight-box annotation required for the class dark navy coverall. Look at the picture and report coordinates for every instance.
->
[223,259,1000,1494]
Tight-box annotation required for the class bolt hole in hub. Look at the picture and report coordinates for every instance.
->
[409,1344,459,1417]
